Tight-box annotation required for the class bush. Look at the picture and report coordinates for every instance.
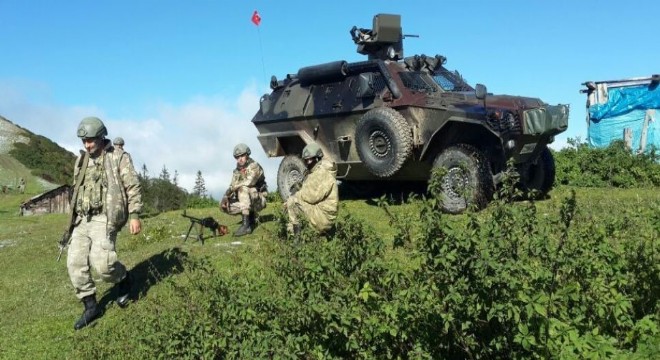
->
[554,139,660,188]
[140,178,188,215]
[185,194,218,209]
[76,171,659,358]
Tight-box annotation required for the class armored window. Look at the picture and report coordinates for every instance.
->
[371,73,388,93]
[432,67,475,92]
[398,72,438,94]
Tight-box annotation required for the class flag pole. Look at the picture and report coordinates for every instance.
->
[251,10,267,87]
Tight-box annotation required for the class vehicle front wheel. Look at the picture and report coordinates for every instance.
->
[277,155,307,201]
[431,144,494,214]
[519,146,555,199]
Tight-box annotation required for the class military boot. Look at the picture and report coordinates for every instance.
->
[74,295,101,330]
[249,211,258,229]
[116,272,132,308]
[289,224,302,242]
[233,214,252,237]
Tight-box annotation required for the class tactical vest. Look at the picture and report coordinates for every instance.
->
[76,154,107,215]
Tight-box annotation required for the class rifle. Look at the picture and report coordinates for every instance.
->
[57,228,72,262]
[182,210,228,244]
[58,150,88,261]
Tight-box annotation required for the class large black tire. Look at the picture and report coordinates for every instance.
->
[432,144,494,214]
[355,107,412,178]
[277,155,307,201]
[520,146,555,199]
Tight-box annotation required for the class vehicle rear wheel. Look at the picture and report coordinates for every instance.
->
[277,155,307,201]
[520,146,555,199]
[431,144,494,214]
[355,107,412,178]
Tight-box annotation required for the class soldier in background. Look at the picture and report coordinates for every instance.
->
[284,142,338,235]
[113,137,125,150]
[67,117,142,330]
[220,143,268,237]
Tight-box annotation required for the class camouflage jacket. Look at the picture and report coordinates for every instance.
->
[227,158,266,194]
[295,158,338,221]
[72,139,143,230]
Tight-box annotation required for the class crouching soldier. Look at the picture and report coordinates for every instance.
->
[284,142,338,235]
[220,143,268,237]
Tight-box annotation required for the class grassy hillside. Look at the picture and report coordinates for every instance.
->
[0,184,658,358]
[0,154,59,195]
[0,154,30,187]
[9,133,76,186]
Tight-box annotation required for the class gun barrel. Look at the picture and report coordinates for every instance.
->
[182,212,202,222]
[57,246,64,261]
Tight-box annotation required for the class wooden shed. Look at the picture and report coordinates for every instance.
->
[19,185,71,216]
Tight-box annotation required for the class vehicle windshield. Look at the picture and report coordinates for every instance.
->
[432,67,475,92]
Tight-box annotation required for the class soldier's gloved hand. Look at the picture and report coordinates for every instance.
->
[220,196,229,211]
[59,231,70,247]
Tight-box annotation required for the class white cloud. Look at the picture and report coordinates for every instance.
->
[0,81,281,199]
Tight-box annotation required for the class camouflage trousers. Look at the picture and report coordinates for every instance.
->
[285,196,333,233]
[67,213,127,300]
[226,187,267,216]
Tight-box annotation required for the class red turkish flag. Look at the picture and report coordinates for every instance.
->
[251,10,261,26]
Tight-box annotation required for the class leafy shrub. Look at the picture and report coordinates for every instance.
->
[76,171,659,359]
[555,138,660,187]
[139,178,188,215]
[185,194,218,209]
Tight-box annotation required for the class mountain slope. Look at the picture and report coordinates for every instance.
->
[0,115,74,192]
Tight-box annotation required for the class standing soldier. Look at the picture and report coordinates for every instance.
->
[285,142,338,235]
[66,116,142,330]
[113,137,125,151]
[220,143,268,237]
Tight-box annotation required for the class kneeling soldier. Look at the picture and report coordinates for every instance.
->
[220,143,268,237]
[285,142,338,235]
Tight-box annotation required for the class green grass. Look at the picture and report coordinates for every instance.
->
[0,185,658,359]
[0,154,58,194]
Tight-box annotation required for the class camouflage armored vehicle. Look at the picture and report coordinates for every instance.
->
[252,14,569,213]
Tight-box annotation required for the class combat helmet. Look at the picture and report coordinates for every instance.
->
[233,143,251,157]
[77,117,108,139]
[113,137,125,146]
[302,142,324,160]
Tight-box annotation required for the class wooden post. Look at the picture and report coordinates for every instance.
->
[638,110,654,154]
[623,128,633,150]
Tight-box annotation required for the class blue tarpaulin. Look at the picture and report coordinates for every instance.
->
[588,83,659,150]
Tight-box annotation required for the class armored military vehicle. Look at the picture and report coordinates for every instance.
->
[252,14,569,213]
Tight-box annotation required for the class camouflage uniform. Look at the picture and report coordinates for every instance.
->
[223,158,267,216]
[67,139,142,300]
[286,158,338,233]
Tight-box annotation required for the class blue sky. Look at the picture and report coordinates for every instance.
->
[1,0,658,197]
